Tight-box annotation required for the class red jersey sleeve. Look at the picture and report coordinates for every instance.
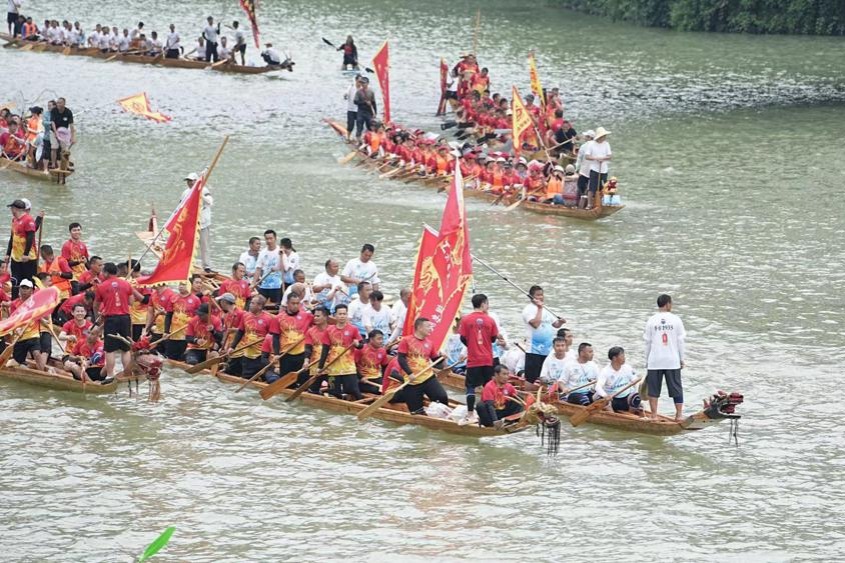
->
[481,380,497,402]
[397,337,410,355]
[268,315,280,335]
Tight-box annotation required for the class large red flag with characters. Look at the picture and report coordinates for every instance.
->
[137,176,204,286]
[402,162,473,349]
[0,287,59,336]
[371,40,391,124]
[239,0,260,48]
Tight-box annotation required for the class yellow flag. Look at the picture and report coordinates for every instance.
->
[511,86,533,156]
[528,52,545,108]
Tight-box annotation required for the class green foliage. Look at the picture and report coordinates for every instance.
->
[553,0,845,35]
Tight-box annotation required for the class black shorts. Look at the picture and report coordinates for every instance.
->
[343,54,356,66]
[165,48,180,59]
[39,332,53,357]
[7,12,17,25]
[465,365,494,389]
[13,337,41,364]
[86,366,106,381]
[524,353,546,384]
[257,287,282,304]
[185,348,207,365]
[646,369,683,400]
[236,44,246,54]
[103,315,131,352]
[577,174,590,195]
[444,90,458,100]
[132,324,144,342]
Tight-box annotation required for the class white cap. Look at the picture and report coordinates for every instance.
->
[584,129,595,138]
[554,165,565,172]
[19,279,33,288]
[21,198,32,210]
[184,172,199,182]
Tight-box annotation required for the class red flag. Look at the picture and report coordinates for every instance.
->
[402,162,472,350]
[239,0,261,49]
[436,58,448,116]
[0,287,59,336]
[117,92,172,124]
[371,40,390,124]
[137,177,203,286]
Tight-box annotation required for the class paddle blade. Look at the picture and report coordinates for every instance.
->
[0,344,14,369]
[138,526,175,562]
[356,394,390,420]
[570,399,607,427]
[365,67,374,74]
[505,197,525,211]
[274,370,301,391]
[337,150,359,164]
[322,37,336,48]
[185,355,223,374]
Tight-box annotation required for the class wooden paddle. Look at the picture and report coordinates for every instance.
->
[185,337,261,373]
[506,185,546,211]
[206,58,230,70]
[337,150,361,165]
[234,335,305,393]
[264,342,355,402]
[105,49,143,62]
[357,359,444,421]
[0,331,24,369]
[569,377,642,427]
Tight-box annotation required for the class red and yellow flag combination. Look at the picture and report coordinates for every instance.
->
[371,41,391,124]
[528,51,545,108]
[117,92,172,124]
[0,287,59,336]
[511,86,533,156]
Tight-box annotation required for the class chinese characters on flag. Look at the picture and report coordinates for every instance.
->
[528,51,545,108]
[511,86,533,156]
[371,40,391,124]
[117,93,172,124]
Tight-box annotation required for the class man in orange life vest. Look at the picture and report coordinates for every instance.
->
[39,244,73,301]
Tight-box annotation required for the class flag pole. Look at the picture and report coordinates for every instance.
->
[134,135,229,266]
[470,253,565,322]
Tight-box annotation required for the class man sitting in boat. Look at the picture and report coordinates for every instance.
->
[0,120,26,161]
[63,328,108,383]
[355,329,389,394]
[595,346,642,415]
[59,302,93,347]
[8,280,47,371]
[184,303,223,365]
[476,364,523,429]
[538,336,569,387]
[260,42,281,66]
[390,317,450,415]
[561,342,599,405]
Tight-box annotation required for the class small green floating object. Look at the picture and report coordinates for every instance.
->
[137,526,175,562]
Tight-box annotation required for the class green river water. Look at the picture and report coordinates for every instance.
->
[1,1,844,561]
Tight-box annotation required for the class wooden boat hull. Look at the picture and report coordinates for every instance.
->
[0,364,118,394]
[0,34,286,75]
[165,359,528,438]
[328,120,623,220]
[0,156,73,183]
[435,370,729,436]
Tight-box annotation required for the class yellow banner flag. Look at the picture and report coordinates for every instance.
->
[117,92,172,124]
[511,86,533,156]
[528,51,545,108]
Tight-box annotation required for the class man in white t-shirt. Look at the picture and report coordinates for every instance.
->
[202,16,220,62]
[231,20,246,65]
[217,36,232,61]
[363,290,392,337]
[644,294,686,420]
[581,126,612,209]
[344,76,362,142]
[347,281,372,338]
[181,172,213,272]
[521,285,564,385]
[165,24,180,59]
[595,346,642,415]
[7,0,22,36]
[561,343,600,406]
[538,336,570,387]
[312,259,346,312]
[388,287,410,344]
[341,243,380,297]
[254,229,283,304]
[117,28,130,52]
[238,236,261,277]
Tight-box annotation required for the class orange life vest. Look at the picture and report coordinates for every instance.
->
[25,116,42,143]
[435,154,448,174]
[545,177,563,200]
[369,132,383,153]
[40,259,72,299]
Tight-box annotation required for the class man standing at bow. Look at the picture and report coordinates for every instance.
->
[181,172,214,273]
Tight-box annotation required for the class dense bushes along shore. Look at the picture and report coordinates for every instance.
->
[552,0,845,35]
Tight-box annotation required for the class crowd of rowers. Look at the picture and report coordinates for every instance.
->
[0,97,75,171]
[7,14,288,66]
[3,200,673,426]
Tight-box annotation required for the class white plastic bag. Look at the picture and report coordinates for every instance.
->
[425,402,453,419]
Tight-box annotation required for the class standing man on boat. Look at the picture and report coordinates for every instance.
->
[458,294,500,422]
[644,294,686,421]
[202,16,220,62]
[49,97,74,171]
[238,237,261,278]
[521,285,565,385]
[7,0,22,36]
[94,262,142,379]
[341,243,380,298]
[344,75,361,142]
[164,24,181,59]
[582,127,612,209]
[254,229,283,305]
[5,199,37,299]
[181,172,214,273]
[231,21,246,65]
[353,77,377,143]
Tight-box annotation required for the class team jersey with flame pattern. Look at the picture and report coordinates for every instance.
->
[222,307,246,357]
[149,288,175,335]
[129,280,150,326]
[396,335,438,385]
[237,311,277,359]
[275,309,313,355]
[304,324,328,375]
[10,213,37,261]
[354,344,388,381]
[218,278,251,309]
[61,238,89,279]
[61,318,93,343]
[164,293,201,341]
[71,338,105,367]
[186,315,223,350]
[321,324,360,376]
[9,298,40,340]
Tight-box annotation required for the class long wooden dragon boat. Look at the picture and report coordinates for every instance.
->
[164,359,535,438]
[0,34,292,75]
[325,120,624,220]
[0,363,119,393]
[435,370,742,437]
[0,155,73,183]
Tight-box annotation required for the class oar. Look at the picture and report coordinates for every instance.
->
[105,49,144,62]
[506,185,546,211]
[146,325,187,350]
[357,359,446,421]
[261,342,355,401]
[321,37,337,48]
[206,58,230,70]
[569,377,642,427]
[234,336,305,393]
[185,337,261,374]
[337,150,361,164]
[0,331,24,369]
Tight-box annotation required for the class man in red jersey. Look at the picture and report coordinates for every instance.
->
[4,199,38,299]
[301,305,330,393]
[162,277,202,361]
[477,364,522,428]
[57,289,94,324]
[227,294,279,379]
[272,293,312,384]
[184,303,223,365]
[59,302,93,347]
[61,222,89,285]
[458,294,500,420]
[76,255,104,293]
[94,262,143,378]
[355,329,389,394]
[145,284,176,343]
[215,292,245,375]
[391,317,448,415]
[317,303,362,399]
[218,261,251,309]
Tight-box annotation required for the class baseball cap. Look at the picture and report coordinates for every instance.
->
[7,200,26,210]
[216,292,237,304]
[19,279,34,288]
[184,172,199,182]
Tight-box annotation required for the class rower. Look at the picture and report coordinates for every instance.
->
[231,21,246,65]
[162,277,202,361]
[339,35,359,70]
[57,290,94,325]
[390,318,449,415]
[145,284,174,344]
[226,294,278,379]
[555,328,577,362]
[217,36,232,62]
[476,364,523,429]
[312,259,345,311]
[458,293,500,421]
[5,199,38,299]
[129,21,144,42]
[316,303,363,400]
[59,303,93,347]
[0,120,25,161]
[8,279,46,370]
[77,256,103,292]
[185,303,223,365]
[341,243,380,297]
[538,336,570,388]
[596,346,642,415]
[165,24,181,59]
[238,237,262,278]
[347,281,371,339]
[521,285,565,386]
[561,343,599,405]
[215,292,245,375]
[387,287,410,344]
[38,244,73,301]
[63,328,107,383]
[273,293,313,385]
[355,329,389,394]
[362,290,391,337]
[279,237,299,289]
[260,42,282,66]
[218,262,251,309]
[301,305,330,392]
[117,28,130,53]
[93,262,143,378]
